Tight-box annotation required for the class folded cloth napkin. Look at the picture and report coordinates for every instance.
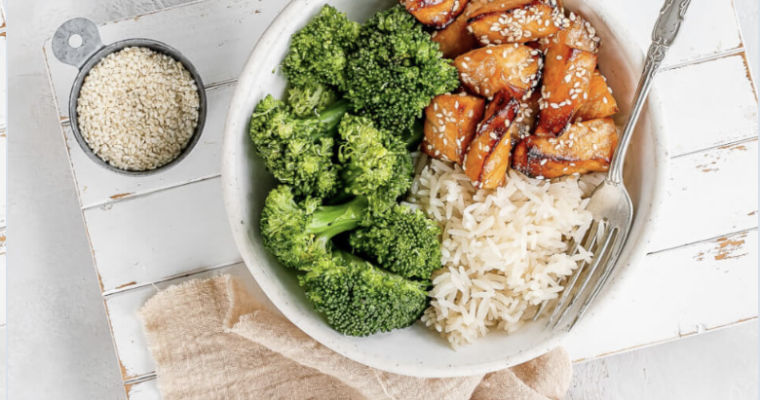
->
[139,275,572,400]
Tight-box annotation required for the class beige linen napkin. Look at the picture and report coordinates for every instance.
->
[139,275,572,400]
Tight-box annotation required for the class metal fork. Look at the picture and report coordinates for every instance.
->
[533,0,693,331]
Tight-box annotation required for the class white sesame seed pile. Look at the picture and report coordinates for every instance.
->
[76,47,200,171]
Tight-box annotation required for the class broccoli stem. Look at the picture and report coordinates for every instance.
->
[404,119,425,151]
[314,98,351,133]
[306,195,368,239]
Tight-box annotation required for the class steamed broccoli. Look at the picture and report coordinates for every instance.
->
[337,114,413,212]
[249,95,349,199]
[342,5,460,132]
[349,205,442,280]
[282,5,360,87]
[261,185,441,278]
[288,82,339,117]
[300,250,428,336]
[260,185,367,270]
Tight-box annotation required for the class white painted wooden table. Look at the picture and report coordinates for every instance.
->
[38,0,757,398]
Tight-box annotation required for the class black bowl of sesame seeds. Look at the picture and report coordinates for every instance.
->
[52,18,207,175]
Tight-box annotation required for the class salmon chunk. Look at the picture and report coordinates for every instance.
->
[463,91,520,188]
[455,44,542,99]
[512,117,618,179]
[404,0,470,29]
[468,0,563,45]
[422,93,487,164]
[576,69,619,121]
[534,44,597,137]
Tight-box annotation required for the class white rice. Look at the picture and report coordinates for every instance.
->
[404,155,600,348]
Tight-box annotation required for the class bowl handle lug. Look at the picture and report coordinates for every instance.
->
[52,18,103,69]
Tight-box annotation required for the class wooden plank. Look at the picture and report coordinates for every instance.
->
[126,377,159,400]
[569,321,758,399]
[0,229,5,326]
[0,131,6,228]
[658,54,758,157]
[566,228,758,362]
[600,0,742,68]
[62,83,234,209]
[0,36,6,130]
[106,263,276,381]
[83,177,242,293]
[648,139,758,253]
[43,0,289,121]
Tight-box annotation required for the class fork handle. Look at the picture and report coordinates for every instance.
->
[607,0,692,184]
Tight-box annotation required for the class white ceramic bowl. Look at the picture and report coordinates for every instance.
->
[222,0,668,377]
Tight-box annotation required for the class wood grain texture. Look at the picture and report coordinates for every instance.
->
[0,131,7,229]
[125,377,159,400]
[83,177,242,293]
[568,321,758,400]
[0,229,6,327]
[648,139,758,253]
[601,0,742,67]
[566,229,758,362]
[0,36,6,131]
[658,54,758,157]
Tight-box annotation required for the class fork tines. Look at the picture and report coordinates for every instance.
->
[532,217,622,331]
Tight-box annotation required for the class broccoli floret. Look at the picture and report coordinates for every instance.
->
[300,250,428,336]
[349,205,442,280]
[283,5,360,87]
[342,5,460,132]
[249,95,349,199]
[288,82,339,117]
[337,114,413,212]
[260,185,368,270]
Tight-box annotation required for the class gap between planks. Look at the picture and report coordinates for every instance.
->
[572,316,759,363]
[82,173,222,211]
[659,47,746,72]
[647,226,759,256]
[671,136,759,160]
[101,258,240,297]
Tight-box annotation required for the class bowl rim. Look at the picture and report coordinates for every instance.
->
[221,0,670,377]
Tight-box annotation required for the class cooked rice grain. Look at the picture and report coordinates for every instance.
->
[76,47,200,171]
[405,157,596,348]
